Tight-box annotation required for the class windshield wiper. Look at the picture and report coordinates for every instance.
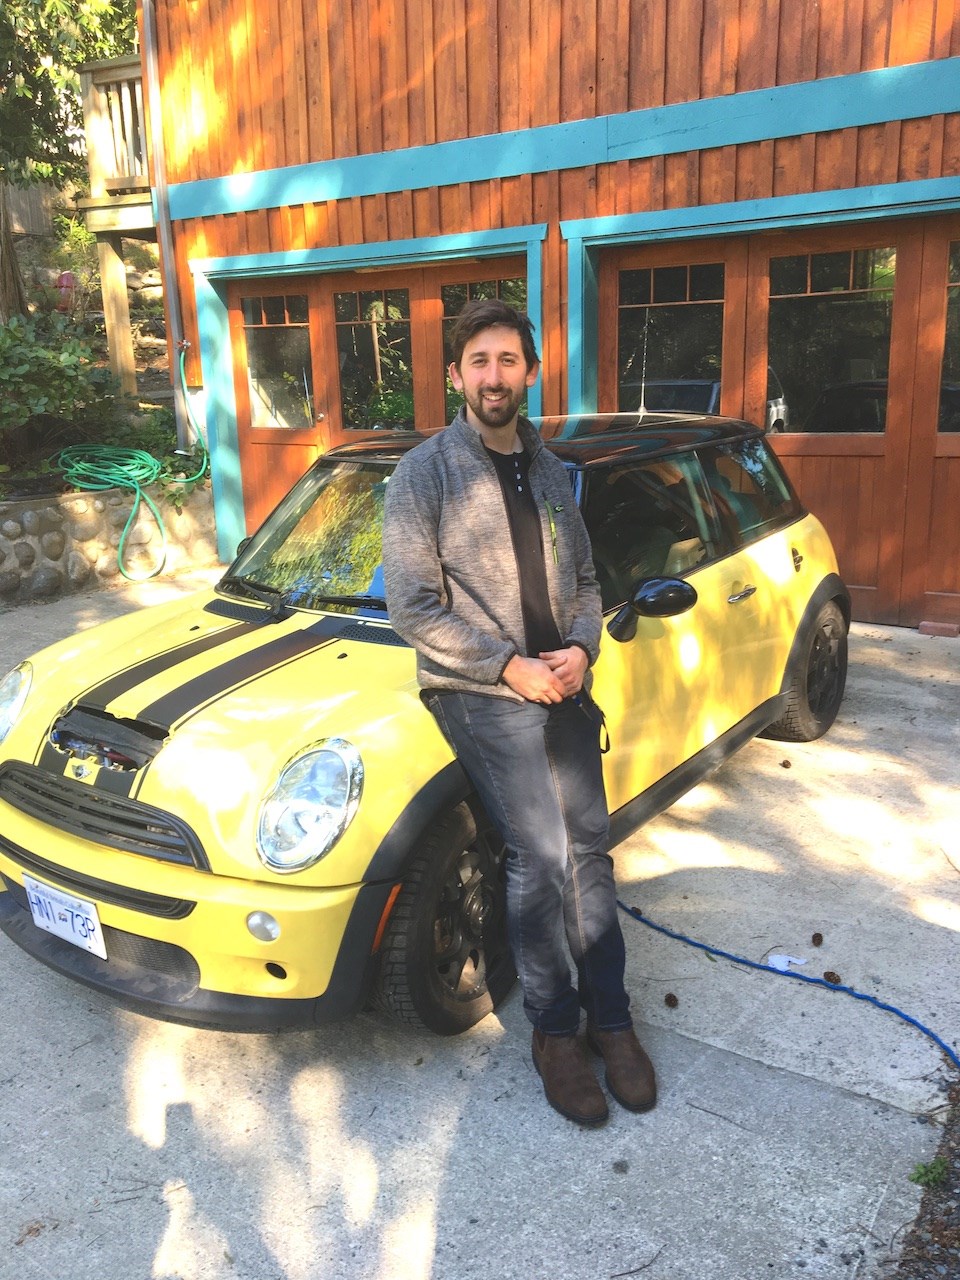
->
[218,574,293,621]
[310,593,387,609]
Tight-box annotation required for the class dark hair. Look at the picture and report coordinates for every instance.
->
[448,299,539,371]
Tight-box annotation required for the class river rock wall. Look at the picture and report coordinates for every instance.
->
[0,484,220,604]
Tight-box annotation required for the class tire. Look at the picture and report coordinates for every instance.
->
[376,800,516,1035]
[764,600,848,742]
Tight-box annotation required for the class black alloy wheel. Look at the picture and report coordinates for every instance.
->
[376,800,516,1035]
[764,599,848,742]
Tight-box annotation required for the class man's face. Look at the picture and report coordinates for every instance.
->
[449,325,539,433]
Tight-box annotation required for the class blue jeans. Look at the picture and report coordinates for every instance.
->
[425,690,631,1036]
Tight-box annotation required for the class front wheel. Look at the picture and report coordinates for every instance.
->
[764,600,848,742]
[375,800,516,1035]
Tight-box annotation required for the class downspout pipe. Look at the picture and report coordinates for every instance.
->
[140,0,191,451]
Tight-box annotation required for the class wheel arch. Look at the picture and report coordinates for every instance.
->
[363,759,476,885]
[779,573,850,696]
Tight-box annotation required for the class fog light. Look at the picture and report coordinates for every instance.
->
[246,911,281,942]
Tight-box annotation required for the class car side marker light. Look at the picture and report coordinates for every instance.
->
[247,910,281,942]
[371,883,403,953]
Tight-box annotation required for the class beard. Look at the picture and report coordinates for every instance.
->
[463,382,525,429]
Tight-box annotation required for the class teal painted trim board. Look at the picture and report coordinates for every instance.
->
[189,227,547,548]
[563,175,960,411]
[191,224,548,278]
[168,59,960,221]
[193,274,244,561]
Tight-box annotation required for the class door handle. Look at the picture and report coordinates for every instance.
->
[728,584,757,603]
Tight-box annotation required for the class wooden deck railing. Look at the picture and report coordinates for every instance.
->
[77,53,155,398]
[79,54,149,200]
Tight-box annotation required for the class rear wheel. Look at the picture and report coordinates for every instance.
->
[764,600,848,742]
[376,800,516,1035]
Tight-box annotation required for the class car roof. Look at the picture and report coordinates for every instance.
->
[328,413,762,467]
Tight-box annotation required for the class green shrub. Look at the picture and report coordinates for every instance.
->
[0,314,117,435]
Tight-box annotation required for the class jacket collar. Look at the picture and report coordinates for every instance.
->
[448,405,544,460]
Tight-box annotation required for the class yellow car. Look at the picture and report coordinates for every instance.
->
[0,415,849,1035]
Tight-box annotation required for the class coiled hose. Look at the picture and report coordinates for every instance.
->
[57,347,209,582]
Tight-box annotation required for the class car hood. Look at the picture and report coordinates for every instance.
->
[3,591,451,885]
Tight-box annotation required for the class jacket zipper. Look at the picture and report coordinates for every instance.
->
[543,499,559,564]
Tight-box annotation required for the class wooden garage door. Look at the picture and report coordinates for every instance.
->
[599,218,960,626]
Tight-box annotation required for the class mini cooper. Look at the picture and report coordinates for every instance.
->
[0,415,849,1035]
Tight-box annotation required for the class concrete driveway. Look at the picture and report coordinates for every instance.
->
[1,574,958,1280]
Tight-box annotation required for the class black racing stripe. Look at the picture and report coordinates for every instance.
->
[81,622,254,712]
[136,617,348,730]
[95,769,134,798]
[37,741,63,773]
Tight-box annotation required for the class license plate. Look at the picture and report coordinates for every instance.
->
[23,874,108,961]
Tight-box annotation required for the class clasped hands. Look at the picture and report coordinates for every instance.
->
[502,646,588,704]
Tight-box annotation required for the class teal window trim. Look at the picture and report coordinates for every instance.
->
[564,175,960,412]
[189,227,547,560]
[167,59,960,222]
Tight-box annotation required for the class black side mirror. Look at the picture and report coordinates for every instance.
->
[607,576,698,643]
[236,537,251,556]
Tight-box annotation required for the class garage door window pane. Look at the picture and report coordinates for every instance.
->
[335,289,415,430]
[768,247,896,433]
[242,295,313,430]
[617,264,725,413]
[941,243,960,432]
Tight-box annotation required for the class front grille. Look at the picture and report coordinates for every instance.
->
[0,761,209,870]
[1,840,195,919]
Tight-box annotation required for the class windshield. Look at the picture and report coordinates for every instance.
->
[223,459,394,612]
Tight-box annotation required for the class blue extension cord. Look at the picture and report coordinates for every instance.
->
[617,900,960,1073]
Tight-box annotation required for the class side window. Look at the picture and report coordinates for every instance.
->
[583,456,719,609]
[700,438,802,548]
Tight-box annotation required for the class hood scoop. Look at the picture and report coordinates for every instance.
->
[50,707,168,771]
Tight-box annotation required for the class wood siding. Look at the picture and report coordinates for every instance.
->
[154,0,960,184]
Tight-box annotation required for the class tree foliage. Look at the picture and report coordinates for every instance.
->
[0,0,138,187]
[0,0,137,321]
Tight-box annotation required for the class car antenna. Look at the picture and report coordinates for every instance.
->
[636,308,651,424]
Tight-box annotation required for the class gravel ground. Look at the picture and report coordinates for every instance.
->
[890,1077,960,1279]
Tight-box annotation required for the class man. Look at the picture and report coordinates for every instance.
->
[382,299,655,1126]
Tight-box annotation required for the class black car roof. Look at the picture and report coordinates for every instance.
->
[328,413,763,467]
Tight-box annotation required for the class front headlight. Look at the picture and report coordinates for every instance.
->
[257,739,363,873]
[0,663,32,745]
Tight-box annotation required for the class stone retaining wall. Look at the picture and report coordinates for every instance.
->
[0,483,220,604]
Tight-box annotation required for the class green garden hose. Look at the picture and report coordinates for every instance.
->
[57,444,170,581]
[58,347,209,582]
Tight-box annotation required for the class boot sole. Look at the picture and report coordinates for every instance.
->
[586,1031,657,1113]
[532,1052,609,1127]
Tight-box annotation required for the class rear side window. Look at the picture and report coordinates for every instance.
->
[583,455,719,609]
[699,438,802,548]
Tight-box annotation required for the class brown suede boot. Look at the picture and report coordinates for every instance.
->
[586,1027,657,1112]
[532,1030,609,1126]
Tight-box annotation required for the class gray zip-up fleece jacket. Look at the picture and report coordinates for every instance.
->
[382,409,603,700]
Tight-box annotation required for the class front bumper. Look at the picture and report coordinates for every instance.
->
[0,808,398,1030]
[0,871,395,1029]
